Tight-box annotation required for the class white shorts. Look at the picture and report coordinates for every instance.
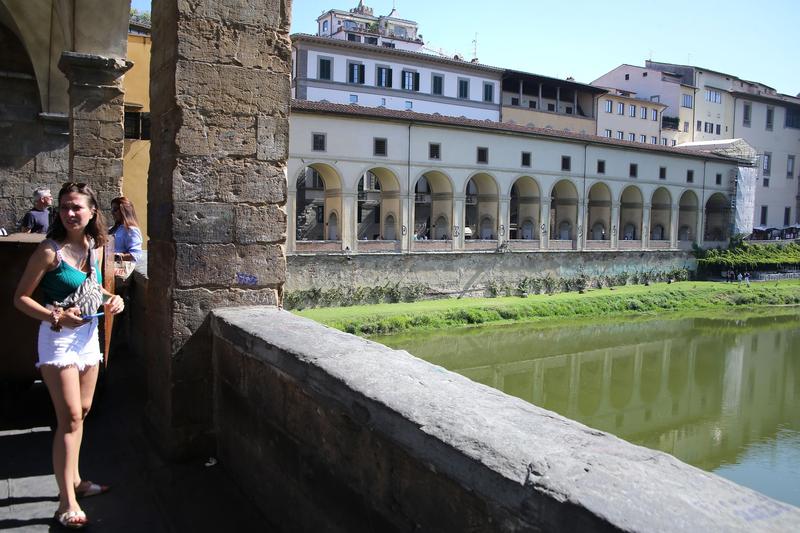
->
[37,317,102,371]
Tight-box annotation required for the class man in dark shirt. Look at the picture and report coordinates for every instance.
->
[21,187,53,234]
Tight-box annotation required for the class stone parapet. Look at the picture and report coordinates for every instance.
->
[210,307,800,532]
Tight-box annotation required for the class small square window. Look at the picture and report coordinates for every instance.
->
[477,147,489,164]
[374,137,387,156]
[511,97,520,106]
[404,100,413,110]
[561,156,571,171]
[521,151,531,167]
[429,143,441,160]
[640,134,647,143]
[659,167,667,180]
[604,129,612,138]
[628,133,635,142]
[686,169,694,183]
[312,133,326,152]
[651,136,657,144]
[629,163,638,178]
[529,101,537,109]
[617,102,625,115]
[597,160,606,174]
[547,103,555,112]
[349,94,358,104]
[715,173,722,185]
[763,177,770,188]
[617,131,624,140]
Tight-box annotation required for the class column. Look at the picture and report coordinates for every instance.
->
[341,192,357,252]
[286,187,296,253]
[576,199,586,251]
[58,52,132,210]
[452,194,465,251]
[696,204,705,247]
[401,193,412,252]
[538,83,543,111]
[518,79,523,104]
[147,0,291,457]
[573,91,578,115]
[498,196,510,244]
[556,86,561,114]
[610,201,620,249]
[642,202,651,250]
[539,200,550,249]
[670,204,680,249]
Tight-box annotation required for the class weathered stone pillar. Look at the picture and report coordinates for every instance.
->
[539,200,550,249]
[452,194,465,250]
[670,204,680,249]
[610,201,620,249]
[58,52,132,209]
[341,192,357,251]
[147,0,291,458]
[286,185,297,253]
[642,202,651,249]
[400,194,411,252]
[498,196,510,244]
[576,199,585,250]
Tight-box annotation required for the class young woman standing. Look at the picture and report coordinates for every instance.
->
[14,182,124,529]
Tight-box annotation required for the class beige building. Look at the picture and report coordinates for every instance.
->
[288,100,744,256]
[596,88,668,146]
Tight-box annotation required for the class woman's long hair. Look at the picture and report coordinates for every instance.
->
[47,182,108,249]
[109,196,140,233]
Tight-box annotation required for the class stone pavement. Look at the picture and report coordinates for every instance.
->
[0,349,276,532]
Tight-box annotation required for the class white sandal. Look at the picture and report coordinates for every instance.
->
[54,510,88,529]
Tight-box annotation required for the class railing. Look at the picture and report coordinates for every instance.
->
[648,240,672,250]
[294,240,343,253]
[357,240,401,253]
[584,240,611,250]
[412,239,452,252]
[548,239,575,250]
[618,239,643,250]
[507,239,540,251]
[464,240,497,251]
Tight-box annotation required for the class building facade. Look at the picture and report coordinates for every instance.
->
[595,88,669,146]
[315,1,423,52]
[594,61,800,230]
[288,100,742,256]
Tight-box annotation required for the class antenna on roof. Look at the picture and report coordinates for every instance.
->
[472,33,478,61]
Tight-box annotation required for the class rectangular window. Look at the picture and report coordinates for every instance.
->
[715,124,721,135]
[529,100,537,109]
[483,82,494,103]
[521,151,531,167]
[349,94,358,104]
[604,129,612,138]
[681,93,693,108]
[672,140,677,146]
[511,97,520,106]
[617,130,624,140]
[382,42,396,48]
[628,133,636,142]
[312,133,326,152]
[404,100,413,110]
[716,173,722,185]
[787,108,800,129]
[547,103,555,111]
[380,97,386,106]
[743,102,751,127]
[124,111,141,139]
[477,147,488,164]
[662,138,668,145]
[376,66,392,88]
[640,134,647,143]
[597,160,606,174]
[683,121,689,132]
[458,78,469,99]
[641,106,647,119]
[659,167,667,180]
[348,62,365,84]
[605,99,613,113]
[402,70,419,91]
[696,120,702,131]
[373,137,387,156]
[686,169,694,183]
[429,143,441,160]
[432,74,444,96]
[704,122,713,133]
[766,107,774,131]
[565,106,573,115]
[347,33,361,42]
[760,206,768,225]
[318,58,332,80]
[629,163,638,178]
[651,136,657,144]
[561,156,571,171]
[651,109,658,121]
[705,89,722,104]
[629,104,637,117]
[617,102,624,115]
[316,205,324,224]
[365,36,378,45]
[788,155,795,178]
[785,207,792,227]
[763,152,771,176]
[764,177,770,187]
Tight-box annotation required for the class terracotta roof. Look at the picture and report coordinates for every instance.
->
[291,99,739,163]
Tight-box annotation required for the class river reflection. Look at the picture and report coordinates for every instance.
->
[376,311,800,507]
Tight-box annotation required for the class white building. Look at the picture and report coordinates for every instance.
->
[288,100,746,255]
[594,61,800,231]
[315,1,424,52]
[595,88,669,146]
[292,33,503,121]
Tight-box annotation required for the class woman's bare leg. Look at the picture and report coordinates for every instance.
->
[72,364,99,488]
[40,365,84,514]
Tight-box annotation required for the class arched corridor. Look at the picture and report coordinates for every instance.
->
[586,182,611,249]
[295,163,343,244]
[704,193,732,243]
[356,167,402,252]
[550,180,578,249]
[465,173,499,245]
[509,177,540,242]
[413,171,453,249]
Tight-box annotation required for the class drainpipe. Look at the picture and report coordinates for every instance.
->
[582,143,588,249]
[407,121,412,254]
[701,160,707,243]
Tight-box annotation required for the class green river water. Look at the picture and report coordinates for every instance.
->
[375,310,800,507]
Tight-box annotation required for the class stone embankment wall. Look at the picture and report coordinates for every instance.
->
[287,251,697,297]
[210,306,800,532]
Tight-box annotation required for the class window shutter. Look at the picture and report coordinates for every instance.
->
[413,72,420,91]
[386,68,392,88]
[359,64,365,84]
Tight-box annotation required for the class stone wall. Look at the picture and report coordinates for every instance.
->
[210,307,800,532]
[287,251,697,297]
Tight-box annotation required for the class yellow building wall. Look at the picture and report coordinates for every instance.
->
[122,32,151,248]
[502,107,596,134]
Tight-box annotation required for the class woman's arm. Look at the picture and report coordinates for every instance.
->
[98,245,125,316]
[114,227,142,262]
[13,242,56,322]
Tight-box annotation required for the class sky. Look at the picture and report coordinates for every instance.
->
[131,0,800,95]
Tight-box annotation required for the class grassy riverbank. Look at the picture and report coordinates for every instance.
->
[294,280,800,337]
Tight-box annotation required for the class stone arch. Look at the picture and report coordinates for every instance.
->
[384,213,397,240]
[465,172,499,240]
[587,182,611,241]
[678,190,698,242]
[357,166,401,241]
[650,187,671,241]
[510,176,540,240]
[550,179,578,241]
[704,192,731,242]
[296,162,343,241]
[327,210,339,240]
[618,186,643,241]
[414,170,452,240]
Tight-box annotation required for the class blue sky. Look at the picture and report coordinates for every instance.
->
[131,0,800,95]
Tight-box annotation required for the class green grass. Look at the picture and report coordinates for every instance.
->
[294,280,800,337]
